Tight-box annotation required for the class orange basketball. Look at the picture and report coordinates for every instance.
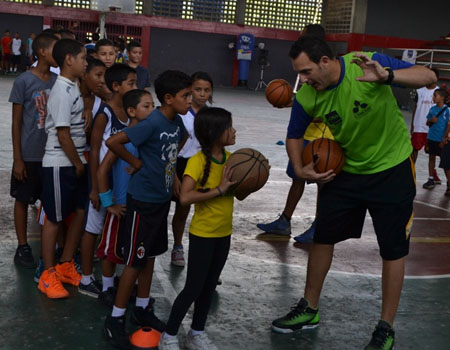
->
[265,79,293,107]
[302,138,345,174]
[226,148,270,200]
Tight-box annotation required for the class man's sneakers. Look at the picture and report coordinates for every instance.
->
[185,330,218,350]
[14,244,36,268]
[38,267,69,299]
[257,214,291,235]
[104,315,131,349]
[271,297,319,333]
[423,178,435,189]
[364,320,395,350]
[55,260,81,286]
[159,334,180,350]
[294,221,316,244]
[78,278,102,298]
[171,246,185,267]
[130,305,166,332]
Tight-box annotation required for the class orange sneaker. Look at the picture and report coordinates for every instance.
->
[55,260,81,286]
[38,267,69,299]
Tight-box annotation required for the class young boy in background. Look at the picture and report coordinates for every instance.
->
[79,64,137,301]
[9,32,59,268]
[103,70,191,349]
[38,39,89,299]
[126,41,150,91]
[11,32,22,73]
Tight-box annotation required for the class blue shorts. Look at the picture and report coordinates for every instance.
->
[40,166,89,223]
[286,139,311,182]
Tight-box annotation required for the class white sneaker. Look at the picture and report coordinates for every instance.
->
[185,330,218,350]
[159,333,180,350]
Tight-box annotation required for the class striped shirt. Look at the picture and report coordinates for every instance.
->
[43,75,86,167]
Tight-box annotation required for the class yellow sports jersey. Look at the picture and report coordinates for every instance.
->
[184,150,234,238]
[303,121,333,141]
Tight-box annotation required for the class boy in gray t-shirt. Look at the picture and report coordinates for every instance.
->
[38,39,89,299]
[9,32,58,269]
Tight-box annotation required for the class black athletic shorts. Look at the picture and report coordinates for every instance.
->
[425,140,441,156]
[10,161,42,204]
[439,142,450,170]
[122,194,170,268]
[315,157,416,260]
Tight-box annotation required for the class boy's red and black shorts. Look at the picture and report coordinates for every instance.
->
[314,157,416,261]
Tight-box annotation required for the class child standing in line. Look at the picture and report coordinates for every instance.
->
[103,70,191,349]
[11,32,22,73]
[423,88,449,190]
[126,41,150,91]
[9,32,58,268]
[96,89,154,272]
[439,95,450,196]
[79,64,137,300]
[171,71,214,267]
[38,39,88,299]
[159,107,236,350]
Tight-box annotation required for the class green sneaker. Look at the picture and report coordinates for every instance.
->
[271,297,319,333]
[365,320,395,350]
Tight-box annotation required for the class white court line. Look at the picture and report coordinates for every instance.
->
[414,200,450,213]
[228,251,450,280]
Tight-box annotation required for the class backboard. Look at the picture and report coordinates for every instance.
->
[91,0,136,13]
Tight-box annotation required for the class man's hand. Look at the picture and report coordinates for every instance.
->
[13,159,27,182]
[296,160,336,183]
[351,53,389,84]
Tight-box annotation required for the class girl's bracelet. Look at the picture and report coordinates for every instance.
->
[216,187,223,197]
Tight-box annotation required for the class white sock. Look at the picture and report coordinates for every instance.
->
[135,296,149,308]
[102,275,115,292]
[81,274,94,285]
[190,329,204,336]
[111,306,126,318]
[163,332,177,340]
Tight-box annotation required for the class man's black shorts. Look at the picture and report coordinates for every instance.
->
[425,140,441,156]
[10,161,42,204]
[122,195,170,268]
[315,157,416,260]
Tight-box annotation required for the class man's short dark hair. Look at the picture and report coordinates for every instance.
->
[289,36,334,63]
[95,38,114,52]
[302,24,326,40]
[126,40,141,52]
[52,38,84,68]
[104,64,136,91]
[86,57,105,73]
[154,70,192,104]
[32,32,58,54]
[123,89,151,117]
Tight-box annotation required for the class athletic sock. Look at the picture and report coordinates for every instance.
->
[173,244,183,250]
[81,274,93,285]
[102,275,115,292]
[163,332,177,340]
[135,296,150,308]
[190,329,204,336]
[111,306,126,318]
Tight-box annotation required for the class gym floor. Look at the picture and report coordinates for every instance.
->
[0,76,449,350]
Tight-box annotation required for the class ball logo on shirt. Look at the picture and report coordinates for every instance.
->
[137,246,145,259]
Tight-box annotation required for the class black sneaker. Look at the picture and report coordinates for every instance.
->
[14,244,36,268]
[364,320,395,350]
[271,297,319,333]
[99,287,117,307]
[130,305,166,332]
[423,178,435,189]
[104,315,131,349]
[78,279,102,298]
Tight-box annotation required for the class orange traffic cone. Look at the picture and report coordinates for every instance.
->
[129,327,161,349]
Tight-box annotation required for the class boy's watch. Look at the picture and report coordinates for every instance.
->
[383,68,394,85]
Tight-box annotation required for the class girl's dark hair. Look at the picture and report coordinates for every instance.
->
[191,71,214,104]
[194,107,232,188]
[86,57,105,72]
[123,89,151,118]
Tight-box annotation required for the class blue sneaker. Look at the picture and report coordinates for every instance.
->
[294,221,316,243]
[257,215,291,235]
[34,258,44,283]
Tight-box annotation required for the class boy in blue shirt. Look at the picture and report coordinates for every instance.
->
[104,70,191,349]
[423,88,449,189]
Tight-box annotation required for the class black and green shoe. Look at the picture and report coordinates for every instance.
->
[271,297,319,333]
[364,320,395,350]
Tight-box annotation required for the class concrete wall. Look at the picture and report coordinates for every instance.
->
[365,0,450,41]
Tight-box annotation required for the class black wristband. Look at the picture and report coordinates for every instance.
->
[383,68,394,85]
